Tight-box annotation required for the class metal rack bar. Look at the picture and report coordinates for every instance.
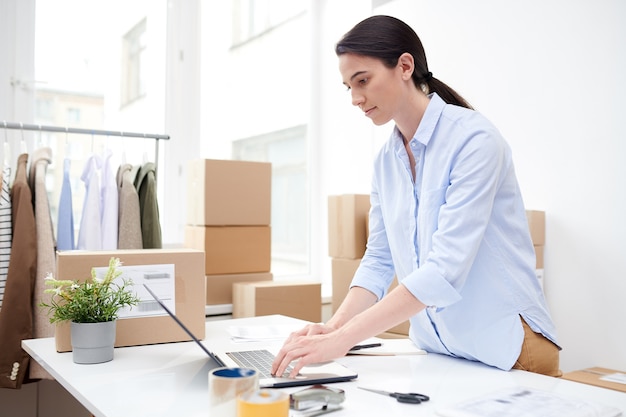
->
[1,121,169,140]
[1,120,169,172]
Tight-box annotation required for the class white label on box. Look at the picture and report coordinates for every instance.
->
[93,263,175,318]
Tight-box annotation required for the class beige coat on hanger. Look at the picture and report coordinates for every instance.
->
[28,147,55,380]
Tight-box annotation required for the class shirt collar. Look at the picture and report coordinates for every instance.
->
[391,92,446,148]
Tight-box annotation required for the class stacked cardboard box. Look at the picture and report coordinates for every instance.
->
[184,159,273,306]
[232,281,322,322]
[526,210,545,290]
[328,194,410,337]
[328,194,369,312]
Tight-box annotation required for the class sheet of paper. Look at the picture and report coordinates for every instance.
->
[601,373,626,385]
[228,324,302,342]
[436,387,622,417]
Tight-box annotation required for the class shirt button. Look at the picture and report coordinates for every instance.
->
[12,362,19,370]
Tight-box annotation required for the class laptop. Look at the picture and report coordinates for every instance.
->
[143,284,358,388]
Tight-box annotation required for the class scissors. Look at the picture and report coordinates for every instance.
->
[358,387,429,404]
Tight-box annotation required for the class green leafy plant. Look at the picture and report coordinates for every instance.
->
[41,257,140,324]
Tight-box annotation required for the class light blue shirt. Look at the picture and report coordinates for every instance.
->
[352,93,559,370]
[57,158,75,250]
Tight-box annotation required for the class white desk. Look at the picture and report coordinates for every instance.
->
[23,315,626,417]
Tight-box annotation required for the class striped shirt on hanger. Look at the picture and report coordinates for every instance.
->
[0,166,12,309]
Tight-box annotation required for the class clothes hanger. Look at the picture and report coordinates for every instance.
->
[20,123,27,154]
[64,127,70,156]
[37,125,43,148]
[121,133,127,165]
[3,121,9,167]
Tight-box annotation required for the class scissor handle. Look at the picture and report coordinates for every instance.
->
[392,392,430,404]
[392,393,421,404]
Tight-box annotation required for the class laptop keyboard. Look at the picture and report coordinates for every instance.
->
[226,349,294,379]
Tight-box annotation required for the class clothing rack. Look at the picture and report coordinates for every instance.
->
[1,121,170,171]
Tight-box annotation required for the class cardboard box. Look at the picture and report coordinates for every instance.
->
[525,210,545,246]
[184,225,271,274]
[206,272,273,305]
[331,258,361,313]
[328,194,370,259]
[187,159,271,226]
[54,249,205,352]
[562,367,626,393]
[330,257,409,336]
[232,281,321,322]
[534,245,544,269]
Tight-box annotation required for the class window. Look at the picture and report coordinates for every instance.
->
[232,0,306,45]
[232,125,309,276]
[36,97,54,122]
[121,18,147,106]
[66,108,81,124]
[34,1,165,246]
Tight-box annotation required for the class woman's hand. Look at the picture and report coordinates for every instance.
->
[271,287,382,378]
[270,327,352,378]
[288,322,336,338]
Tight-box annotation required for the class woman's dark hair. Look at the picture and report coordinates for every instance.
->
[335,15,472,110]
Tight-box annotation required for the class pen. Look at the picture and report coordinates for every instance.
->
[349,342,382,351]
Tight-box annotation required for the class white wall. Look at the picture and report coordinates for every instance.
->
[315,0,626,373]
[200,3,310,156]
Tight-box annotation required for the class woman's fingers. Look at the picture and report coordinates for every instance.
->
[271,324,340,376]
[271,340,303,376]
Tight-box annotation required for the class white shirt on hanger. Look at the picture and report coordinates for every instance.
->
[101,149,118,250]
[77,154,102,250]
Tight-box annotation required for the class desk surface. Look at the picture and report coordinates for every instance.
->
[23,315,626,417]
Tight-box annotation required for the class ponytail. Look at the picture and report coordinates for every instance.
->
[336,15,472,110]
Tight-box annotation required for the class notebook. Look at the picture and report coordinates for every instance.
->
[143,284,358,388]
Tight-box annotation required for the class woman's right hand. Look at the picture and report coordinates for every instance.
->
[271,323,351,378]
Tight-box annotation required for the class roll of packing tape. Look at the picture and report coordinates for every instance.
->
[237,388,289,417]
[209,368,258,417]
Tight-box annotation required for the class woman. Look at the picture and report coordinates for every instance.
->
[272,15,560,377]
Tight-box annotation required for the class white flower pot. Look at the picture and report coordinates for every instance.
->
[70,321,116,364]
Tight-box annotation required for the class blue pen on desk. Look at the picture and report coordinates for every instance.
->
[349,342,382,351]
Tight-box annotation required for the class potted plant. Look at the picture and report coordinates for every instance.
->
[41,257,140,364]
